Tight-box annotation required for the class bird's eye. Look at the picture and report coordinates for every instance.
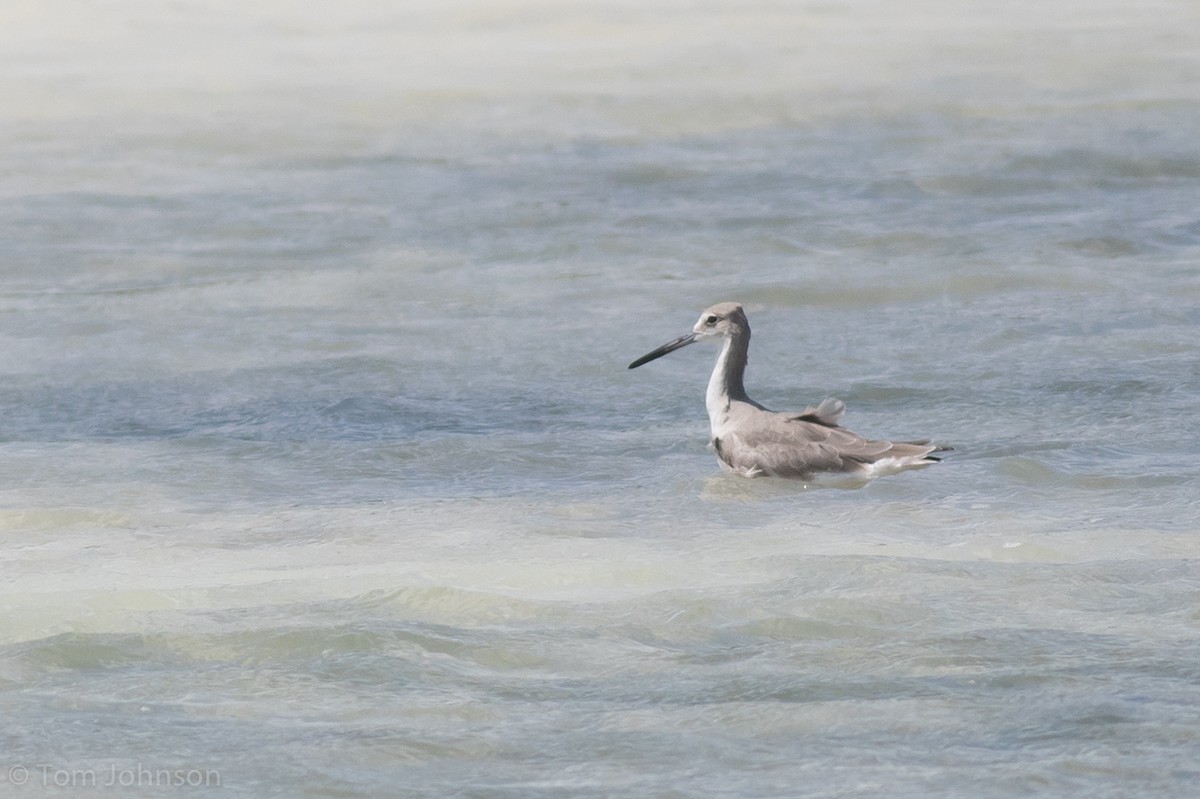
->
[705,315,718,326]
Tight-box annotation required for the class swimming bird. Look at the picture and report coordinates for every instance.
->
[628,302,948,481]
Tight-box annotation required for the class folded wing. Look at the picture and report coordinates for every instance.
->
[713,400,940,479]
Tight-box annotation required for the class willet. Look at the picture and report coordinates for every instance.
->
[628,302,949,481]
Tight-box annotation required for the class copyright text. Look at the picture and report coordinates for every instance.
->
[7,763,221,790]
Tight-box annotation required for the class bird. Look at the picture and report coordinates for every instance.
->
[628,302,949,482]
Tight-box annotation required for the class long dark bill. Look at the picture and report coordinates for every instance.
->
[627,333,697,369]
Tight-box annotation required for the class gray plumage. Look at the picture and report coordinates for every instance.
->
[628,302,948,481]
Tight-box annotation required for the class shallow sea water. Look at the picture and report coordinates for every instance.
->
[3,1,1200,797]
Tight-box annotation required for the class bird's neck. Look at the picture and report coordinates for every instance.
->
[705,333,750,424]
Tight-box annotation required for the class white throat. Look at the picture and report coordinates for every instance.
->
[705,336,735,435]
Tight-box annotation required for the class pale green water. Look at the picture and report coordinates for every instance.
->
[3,1,1200,797]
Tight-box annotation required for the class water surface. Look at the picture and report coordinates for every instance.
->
[3,1,1200,796]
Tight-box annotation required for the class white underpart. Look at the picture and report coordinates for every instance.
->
[856,454,936,478]
[704,335,736,440]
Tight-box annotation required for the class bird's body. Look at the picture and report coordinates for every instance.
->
[628,302,947,482]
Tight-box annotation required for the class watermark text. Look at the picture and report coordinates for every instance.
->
[8,763,221,790]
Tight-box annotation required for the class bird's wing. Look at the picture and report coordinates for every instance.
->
[789,397,845,428]
[718,407,932,478]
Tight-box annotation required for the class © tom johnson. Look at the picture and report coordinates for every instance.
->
[33,763,221,789]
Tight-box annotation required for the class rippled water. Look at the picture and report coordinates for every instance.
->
[3,1,1200,797]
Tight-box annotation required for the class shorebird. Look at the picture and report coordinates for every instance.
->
[628,302,948,481]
